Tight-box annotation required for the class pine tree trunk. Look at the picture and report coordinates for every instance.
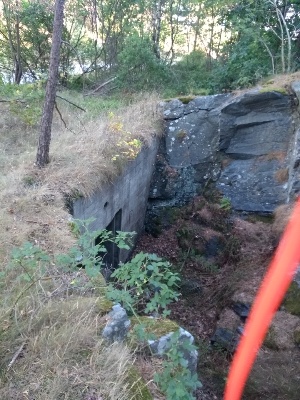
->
[36,0,65,167]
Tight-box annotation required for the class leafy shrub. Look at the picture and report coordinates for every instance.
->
[56,219,134,277]
[1,82,45,126]
[170,50,211,95]
[154,329,202,399]
[107,252,180,316]
[6,221,200,400]
[117,34,170,92]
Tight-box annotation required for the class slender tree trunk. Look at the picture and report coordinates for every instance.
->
[152,0,163,59]
[36,0,66,167]
[14,1,22,84]
[260,38,275,74]
[278,6,291,72]
[2,0,22,83]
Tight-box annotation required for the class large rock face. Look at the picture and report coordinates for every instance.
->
[148,88,300,215]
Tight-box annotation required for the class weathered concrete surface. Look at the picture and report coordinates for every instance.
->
[149,88,300,217]
[72,139,159,263]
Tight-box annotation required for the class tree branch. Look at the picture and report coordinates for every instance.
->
[85,76,117,95]
[54,101,67,128]
[7,342,26,371]
[56,94,86,111]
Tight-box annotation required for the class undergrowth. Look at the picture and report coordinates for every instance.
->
[0,84,164,399]
[0,218,202,399]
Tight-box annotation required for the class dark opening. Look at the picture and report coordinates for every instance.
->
[96,209,122,270]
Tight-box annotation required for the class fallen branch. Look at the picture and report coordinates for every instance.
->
[86,76,117,96]
[7,342,26,371]
[56,94,86,112]
[0,99,26,103]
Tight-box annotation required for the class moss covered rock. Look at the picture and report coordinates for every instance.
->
[129,316,179,345]
[283,282,300,316]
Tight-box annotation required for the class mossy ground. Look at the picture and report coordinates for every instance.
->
[129,316,179,345]
[283,281,300,316]
[263,326,280,350]
[259,86,288,95]
[127,366,153,400]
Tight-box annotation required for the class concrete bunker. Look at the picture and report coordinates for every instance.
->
[71,140,160,267]
[97,208,122,270]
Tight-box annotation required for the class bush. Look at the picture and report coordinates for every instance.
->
[116,34,170,92]
[107,252,180,317]
[170,50,211,95]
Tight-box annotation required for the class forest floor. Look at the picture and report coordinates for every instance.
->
[135,194,300,399]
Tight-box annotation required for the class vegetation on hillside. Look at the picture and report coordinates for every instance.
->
[1,0,300,94]
[1,1,300,399]
[0,88,164,398]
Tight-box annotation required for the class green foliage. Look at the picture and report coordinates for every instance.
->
[10,242,50,283]
[219,197,231,211]
[1,82,44,126]
[0,0,300,93]
[6,221,200,400]
[116,34,170,92]
[19,1,54,75]
[209,38,271,92]
[56,219,134,278]
[107,252,180,317]
[170,51,211,95]
[154,329,202,399]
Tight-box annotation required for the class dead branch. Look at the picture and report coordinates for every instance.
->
[54,101,67,128]
[56,94,86,112]
[86,76,117,96]
[7,342,26,371]
[0,99,26,103]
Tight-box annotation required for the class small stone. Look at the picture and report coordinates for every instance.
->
[148,327,199,375]
[102,304,131,343]
[211,327,239,353]
[231,301,251,321]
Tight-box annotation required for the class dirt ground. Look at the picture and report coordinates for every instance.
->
[135,196,300,399]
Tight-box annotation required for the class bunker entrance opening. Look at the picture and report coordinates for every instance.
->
[96,209,122,270]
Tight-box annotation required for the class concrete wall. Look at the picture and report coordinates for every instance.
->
[72,138,159,263]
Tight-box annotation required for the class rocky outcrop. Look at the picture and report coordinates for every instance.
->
[148,87,300,218]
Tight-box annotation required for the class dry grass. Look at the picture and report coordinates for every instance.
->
[232,71,300,96]
[0,296,137,400]
[273,203,293,238]
[259,71,300,90]
[0,89,162,399]
[0,91,161,262]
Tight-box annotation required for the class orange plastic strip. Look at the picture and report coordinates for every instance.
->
[224,197,300,400]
